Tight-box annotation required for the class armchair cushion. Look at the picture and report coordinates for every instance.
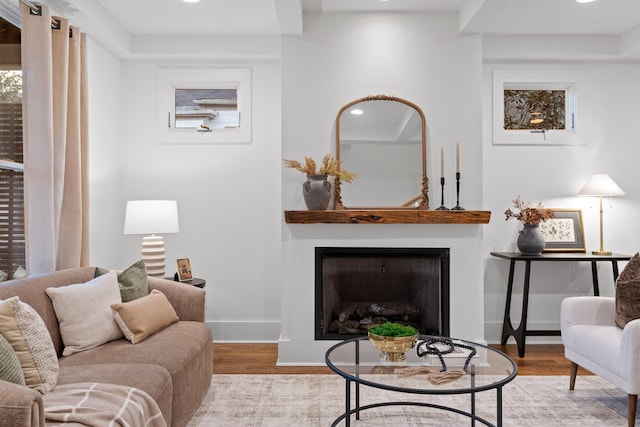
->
[561,295,616,328]
[615,252,640,328]
[562,296,640,395]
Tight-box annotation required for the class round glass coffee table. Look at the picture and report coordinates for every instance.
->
[325,335,517,427]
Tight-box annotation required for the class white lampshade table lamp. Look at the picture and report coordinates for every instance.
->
[123,200,180,277]
[576,174,625,256]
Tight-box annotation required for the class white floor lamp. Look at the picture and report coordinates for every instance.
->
[576,174,625,256]
[123,200,180,277]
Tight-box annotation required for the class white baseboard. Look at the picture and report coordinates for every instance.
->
[485,320,563,344]
[205,320,281,342]
[205,320,562,346]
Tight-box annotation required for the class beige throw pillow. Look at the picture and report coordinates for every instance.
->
[45,271,124,356]
[111,289,179,344]
[0,297,58,393]
[615,252,640,328]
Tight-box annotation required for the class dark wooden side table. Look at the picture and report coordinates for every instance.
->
[181,278,205,288]
[490,251,631,357]
[168,275,206,288]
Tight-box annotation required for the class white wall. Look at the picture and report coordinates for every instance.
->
[85,44,283,339]
[280,12,487,363]
[86,36,124,267]
[82,10,640,349]
[482,62,640,343]
[117,60,282,341]
[282,12,484,210]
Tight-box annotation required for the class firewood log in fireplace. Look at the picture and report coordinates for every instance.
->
[329,302,421,335]
[338,305,355,322]
[368,303,420,320]
[337,304,373,322]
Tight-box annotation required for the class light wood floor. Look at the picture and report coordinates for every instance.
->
[212,343,592,376]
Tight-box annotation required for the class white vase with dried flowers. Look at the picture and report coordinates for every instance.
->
[505,196,555,255]
[283,154,356,210]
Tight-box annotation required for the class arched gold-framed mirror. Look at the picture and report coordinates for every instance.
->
[334,95,428,210]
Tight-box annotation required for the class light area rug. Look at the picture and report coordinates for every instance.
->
[187,374,628,426]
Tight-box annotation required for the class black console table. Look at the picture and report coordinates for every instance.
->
[490,251,631,357]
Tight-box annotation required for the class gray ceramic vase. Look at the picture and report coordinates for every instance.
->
[303,174,331,210]
[517,223,546,255]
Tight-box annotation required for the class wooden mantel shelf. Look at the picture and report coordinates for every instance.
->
[284,209,491,224]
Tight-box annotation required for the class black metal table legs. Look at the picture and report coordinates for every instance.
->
[501,259,621,357]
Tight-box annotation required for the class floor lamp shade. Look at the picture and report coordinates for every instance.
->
[576,174,625,255]
[124,200,180,277]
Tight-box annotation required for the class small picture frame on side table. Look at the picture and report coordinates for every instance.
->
[540,209,586,252]
[176,258,193,281]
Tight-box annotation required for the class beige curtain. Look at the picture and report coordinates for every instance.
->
[20,4,89,274]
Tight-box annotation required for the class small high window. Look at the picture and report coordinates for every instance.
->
[157,68,251,144]
[174,88,239,130]
[503,89,567,131]
[492,70,585,145]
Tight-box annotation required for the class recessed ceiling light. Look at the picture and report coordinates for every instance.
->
[576,0,596,3]
[183,0,200,3]
[350,109,364,115]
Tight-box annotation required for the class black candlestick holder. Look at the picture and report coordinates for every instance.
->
[436,177,448,210]
[451,172,465,210]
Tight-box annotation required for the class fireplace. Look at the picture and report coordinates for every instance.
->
[315,247,450,340]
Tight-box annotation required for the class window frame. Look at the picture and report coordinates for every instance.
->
[156,67,252,145]
[492,70,586,146]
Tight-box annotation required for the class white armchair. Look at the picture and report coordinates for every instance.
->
[561,296,640,427]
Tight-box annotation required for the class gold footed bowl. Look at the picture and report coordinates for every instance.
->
[368,331,419,362]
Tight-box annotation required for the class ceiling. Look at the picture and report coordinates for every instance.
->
[2,0,640,59]
[74,0,640,37]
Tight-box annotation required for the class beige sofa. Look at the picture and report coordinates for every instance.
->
[0,267,213,427]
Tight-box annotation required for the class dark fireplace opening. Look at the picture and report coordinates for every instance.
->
[315,247,450,340]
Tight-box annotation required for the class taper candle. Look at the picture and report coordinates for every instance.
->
[456,140,461,173]
[440,147,444,178]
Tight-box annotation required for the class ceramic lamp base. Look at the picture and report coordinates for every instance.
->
[141,235,166,277]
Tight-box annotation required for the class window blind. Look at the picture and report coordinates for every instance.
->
[0,103,25,277]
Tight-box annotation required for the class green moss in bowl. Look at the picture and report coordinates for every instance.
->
[369,322,418,337]
[368,322,419,362]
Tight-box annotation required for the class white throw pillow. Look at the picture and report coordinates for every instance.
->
[45,271,124,356]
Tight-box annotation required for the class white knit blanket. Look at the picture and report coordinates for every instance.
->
[44,382,166,427]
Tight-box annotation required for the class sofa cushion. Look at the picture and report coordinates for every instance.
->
[96,260,149,302]
[615,252,640,328]
[111,289,179,344]
[0,332,26,385]
[45,271,123,356]
[58,321,212,427]
[0,296,58,394]
[56,363,173,425]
